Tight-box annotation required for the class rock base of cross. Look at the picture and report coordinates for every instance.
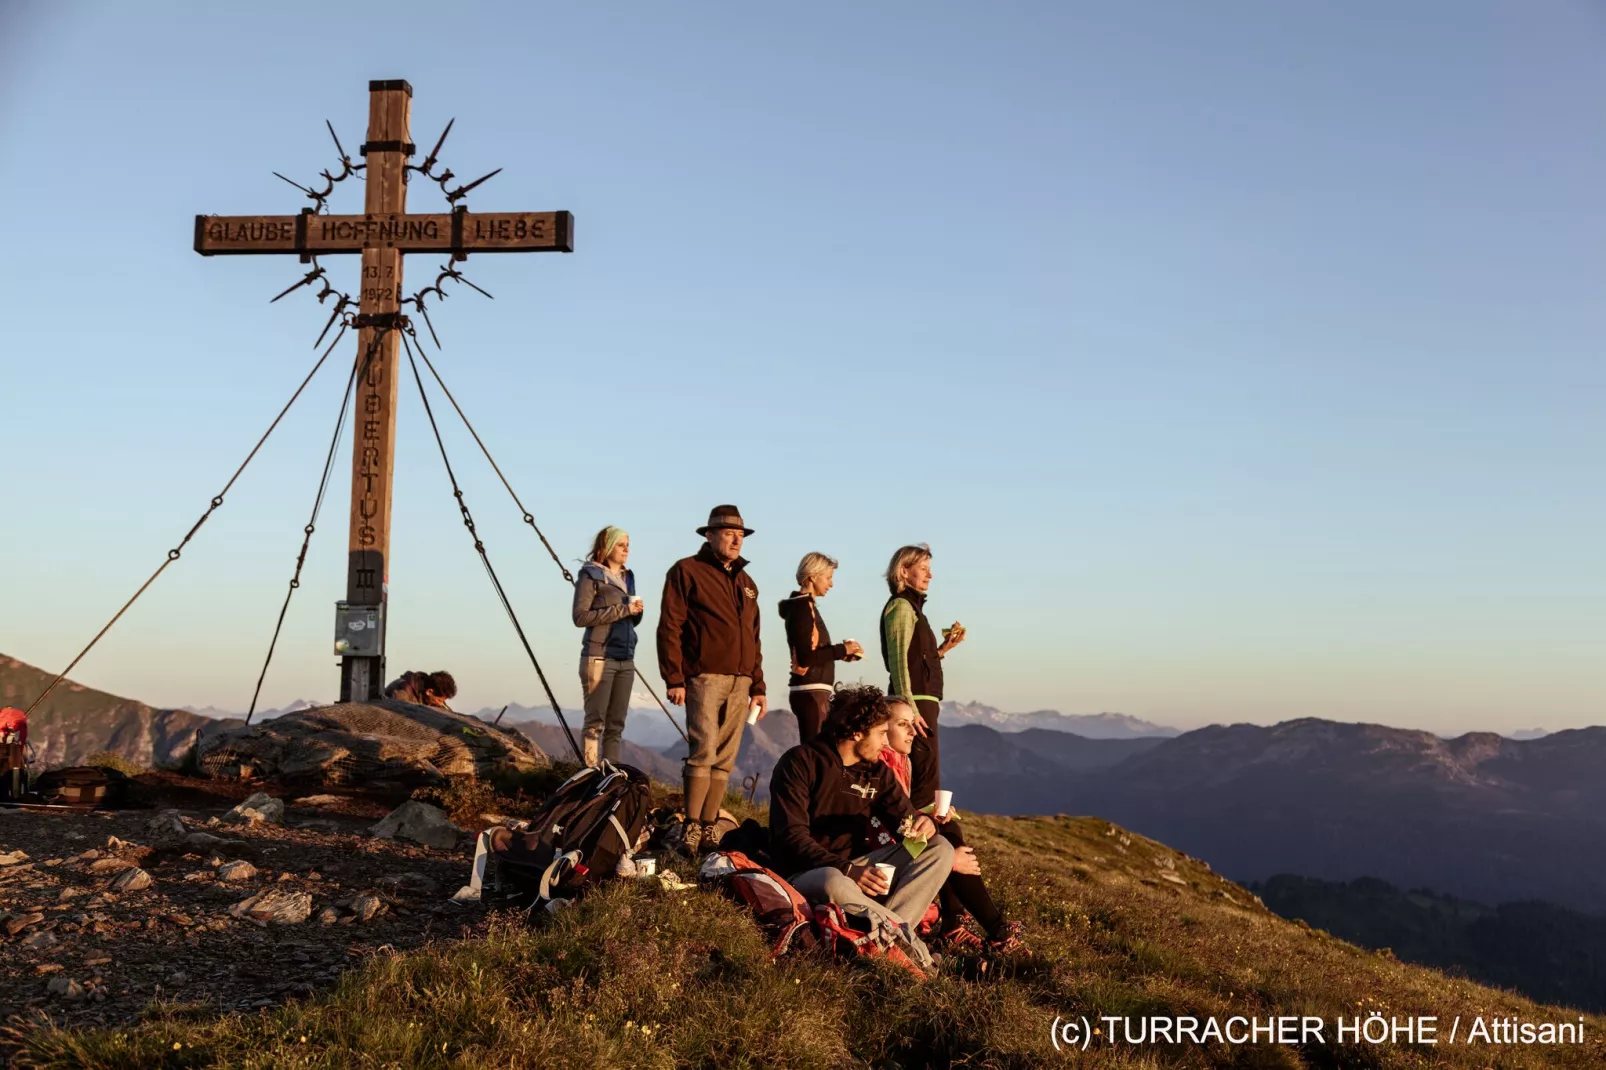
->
[194,699,549,792]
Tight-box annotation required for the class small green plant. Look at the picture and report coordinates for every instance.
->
[83,751,143,776]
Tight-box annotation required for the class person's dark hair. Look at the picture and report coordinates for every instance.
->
[428,671,458,699]
[818,684,892,745]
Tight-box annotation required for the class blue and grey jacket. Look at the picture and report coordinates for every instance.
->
[572,562,641,661]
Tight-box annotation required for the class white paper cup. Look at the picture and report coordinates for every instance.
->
[872,862,896,888]
[934,790,954,817]
[746,702,762,725]
[637,856,656,877]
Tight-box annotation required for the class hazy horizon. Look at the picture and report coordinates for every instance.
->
[2,3,1601,734]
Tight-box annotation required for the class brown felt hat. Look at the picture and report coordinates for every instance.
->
[697,504,754,536]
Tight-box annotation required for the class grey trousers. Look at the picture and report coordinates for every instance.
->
[790,836,954,968]
[682,673,751,824]
[580,657,633,764]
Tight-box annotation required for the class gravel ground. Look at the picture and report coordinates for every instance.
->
[0,778,486,1048]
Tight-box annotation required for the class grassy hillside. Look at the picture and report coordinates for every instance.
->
[14,808,1605,1068]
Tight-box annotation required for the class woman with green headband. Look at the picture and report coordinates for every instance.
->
[572,525,644,766]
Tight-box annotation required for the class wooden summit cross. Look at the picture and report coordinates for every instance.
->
[194,79,572,703]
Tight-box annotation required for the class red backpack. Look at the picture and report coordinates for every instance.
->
[698,850,818,960]
[813,902,928,981]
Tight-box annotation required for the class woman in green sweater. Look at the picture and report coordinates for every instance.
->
[879,544,966,809]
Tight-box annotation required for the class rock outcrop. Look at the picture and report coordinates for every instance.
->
[194,700,548,789]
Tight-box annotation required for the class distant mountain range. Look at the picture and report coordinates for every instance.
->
[1055,718,1606,914]
[181,699,322,720]
[938,701,1179,738]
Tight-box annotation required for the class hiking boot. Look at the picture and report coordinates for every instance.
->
[934,924,986,954]
[697,823,720,854]
[986,920,1028,956]
[678,820,702,858]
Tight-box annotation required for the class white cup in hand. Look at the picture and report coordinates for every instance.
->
[872,862,896,892]
[746,701,762,725]
[934,790,954,818]
[629,596,645,613]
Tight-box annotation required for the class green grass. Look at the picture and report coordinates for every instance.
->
[14,809,1606,1069]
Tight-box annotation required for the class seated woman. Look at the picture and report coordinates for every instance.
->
[879,697,1026,955]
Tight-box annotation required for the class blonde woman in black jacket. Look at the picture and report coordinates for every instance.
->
[778,552,864,743]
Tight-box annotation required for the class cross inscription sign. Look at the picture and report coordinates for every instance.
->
[195,79,573,702]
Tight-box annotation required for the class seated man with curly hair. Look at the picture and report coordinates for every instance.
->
[384,670,457,711]
[768,684,953,967]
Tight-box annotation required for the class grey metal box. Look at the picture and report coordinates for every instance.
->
[334,601,384,657]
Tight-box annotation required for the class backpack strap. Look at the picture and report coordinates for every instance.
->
[538,849,583,902]
[607,812,634,851]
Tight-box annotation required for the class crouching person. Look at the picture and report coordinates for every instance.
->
[768,684,953,968]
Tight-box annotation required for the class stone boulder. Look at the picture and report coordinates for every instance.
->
[370,801,462,849]
[229,889,313,926]
[224,792,284,825]
[193,700,548,789]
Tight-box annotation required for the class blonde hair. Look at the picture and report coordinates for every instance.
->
[795,551,839,589]
[884,544,932,594]
[588,526,628,565]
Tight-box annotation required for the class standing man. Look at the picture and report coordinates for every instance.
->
[658,504,766,852]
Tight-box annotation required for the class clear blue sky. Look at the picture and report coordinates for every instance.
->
[2,2,1601,734]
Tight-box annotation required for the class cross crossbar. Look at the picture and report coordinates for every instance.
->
[194,210,574,256]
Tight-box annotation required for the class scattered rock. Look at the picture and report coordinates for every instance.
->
[111,868,154,892]
[160,913,193,927]
[295,820,345,834]
[294,794,342,806]
[34,963,64,975]
[4,912,45,936]
[216,860,258,882]
[0,850,29,866]
[350,894,385,923]
[316,906,340,925]
[375,872,439,896]
[229,889,313,926]
[84,955,112,966]
[106,836,130,850]
[369,801,462,849]
[46,976,84,1001]
[147,810,186,835]
[21,930,58,950]
[87,857,134,874]
[169,971,190,985]
[225,792,285,826]
[185,832,228,851]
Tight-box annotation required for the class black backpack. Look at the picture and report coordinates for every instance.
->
[487,762,653,910]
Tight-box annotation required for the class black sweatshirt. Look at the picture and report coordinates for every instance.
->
[768,740,914,877]
[778,592,847,689]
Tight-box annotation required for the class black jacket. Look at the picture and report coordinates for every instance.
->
[778,592,846,689]
[768,740,914,877]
